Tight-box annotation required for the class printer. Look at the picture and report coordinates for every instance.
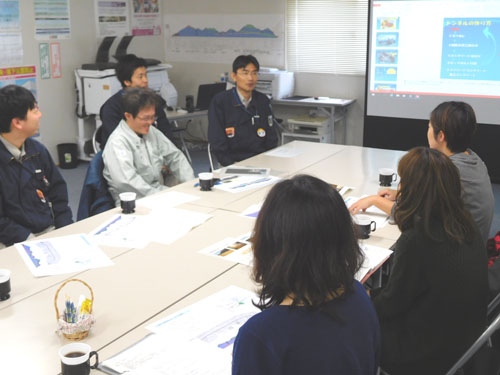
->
[75,64,177,116]
[255,68,294,99]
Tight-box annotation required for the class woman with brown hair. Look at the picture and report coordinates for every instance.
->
[372,147,488,374]
[232,175,380,375]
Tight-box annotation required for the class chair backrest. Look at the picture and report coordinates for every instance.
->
[76,151,115,221]
[207,143,219,172]
[445,309,500,375]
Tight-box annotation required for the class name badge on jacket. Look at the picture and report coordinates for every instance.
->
[225,127,235,138]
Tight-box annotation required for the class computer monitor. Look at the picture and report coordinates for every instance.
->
[195,83,227,111]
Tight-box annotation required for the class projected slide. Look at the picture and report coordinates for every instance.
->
[366,0,500,124]
[441,18,500,81]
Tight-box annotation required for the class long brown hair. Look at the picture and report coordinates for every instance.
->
[394,147,476,243]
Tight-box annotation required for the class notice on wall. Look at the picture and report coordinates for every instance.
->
[0,32,23,67]
[50,42,62,78]
[132,0,161,36]
[0,0,20,30]
[0,66,37,96]
[34,0,71,40]
[95,0,130,37]
[39,43,50,79]
[0,1,22,67]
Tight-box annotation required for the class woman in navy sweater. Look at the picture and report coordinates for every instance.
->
[232,175,380,375]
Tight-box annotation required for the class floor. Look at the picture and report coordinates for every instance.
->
[60,145,500,238]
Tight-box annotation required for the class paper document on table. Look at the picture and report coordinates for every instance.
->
[90,214,151,248]
[265,147,303,158]
[146,285,260,355]
[147,207,212,245]
[331,184,353,197]
[99,334,230,375]
[355,244,393,283]
[214,175,280,193]
[239,202,263,219]
[344,196,389,228]
[138,191,200,210]
[199,233,253,266]
[15,234,113,277]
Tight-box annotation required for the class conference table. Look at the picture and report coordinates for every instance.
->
[0,141,406,374]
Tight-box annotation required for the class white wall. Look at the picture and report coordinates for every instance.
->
[12,0,366,163]
[163,0,366,146]
[13,1,167,162]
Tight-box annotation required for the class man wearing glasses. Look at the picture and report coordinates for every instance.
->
[208,55,278,166]
[99,54,173,149]
[103,88,194,205]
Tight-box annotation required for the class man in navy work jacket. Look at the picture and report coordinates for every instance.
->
[208,55,278,166]
[0,85,73,247]
[99,54,173,148]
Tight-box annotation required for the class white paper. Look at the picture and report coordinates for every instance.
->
[146,285,259,353]
[265,147,303,158]
[147,208,212,245]
[137,191,200,210]
[101,335,230,375]
[355,243,393,283]
[345,195,390,228]
[90,214,151,248]
[94,0,130,37]
[214,175,280,193]
[0,32,23,66]
[90,208,212,248]
[15,234,113,277]
[199,233,253,266]
[34,0,71,40]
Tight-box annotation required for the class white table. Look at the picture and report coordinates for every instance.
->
[0,141,404,374]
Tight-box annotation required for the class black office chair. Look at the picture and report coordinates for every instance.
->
[207,143,220,172]
[76,151,115,221]
[92,125,103,154]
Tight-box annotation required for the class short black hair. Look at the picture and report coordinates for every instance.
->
[0,85,37,133]
[252,174,364,313]
[115,54,147,88]
[430,101,477,153]
[232,55,260,73]
[120,87,159,118]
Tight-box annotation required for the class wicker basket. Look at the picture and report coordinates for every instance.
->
[54,278,95,340]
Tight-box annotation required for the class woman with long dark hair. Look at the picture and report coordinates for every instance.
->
[372,147,488,374]
[232,175,380,375]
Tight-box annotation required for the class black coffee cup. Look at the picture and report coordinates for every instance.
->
[59,343,98,375]
[119,192,136,214]
[0,269,11,301]
[379,168,397,187]
[199,172,214,191]
[355,215,377,239]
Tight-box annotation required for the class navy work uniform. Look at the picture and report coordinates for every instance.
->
[208,88,278,166]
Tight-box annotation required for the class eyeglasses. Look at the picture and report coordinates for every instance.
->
[136,115,158,123]
[237,70,259,78]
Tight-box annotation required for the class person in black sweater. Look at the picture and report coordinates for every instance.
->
[372,147,488,375]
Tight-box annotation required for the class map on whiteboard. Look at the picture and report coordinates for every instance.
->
[164,14,284,66]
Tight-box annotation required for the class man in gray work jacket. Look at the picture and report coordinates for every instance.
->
[103,88,194,205]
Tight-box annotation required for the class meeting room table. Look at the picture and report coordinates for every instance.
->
[0,141,407,374]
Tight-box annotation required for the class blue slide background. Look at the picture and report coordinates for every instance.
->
[441,18,500,81]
